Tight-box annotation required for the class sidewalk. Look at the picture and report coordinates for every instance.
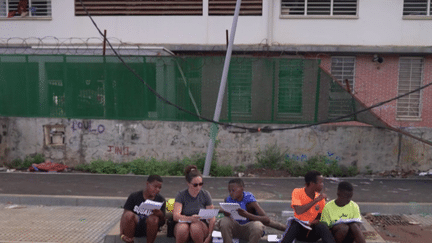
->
[0,203,385,243]
[0,172,431,243]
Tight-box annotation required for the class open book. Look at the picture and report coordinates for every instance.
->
[219,202,247,221]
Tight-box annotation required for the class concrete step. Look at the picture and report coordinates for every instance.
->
[103,221,266,243]
[104,218,386,243]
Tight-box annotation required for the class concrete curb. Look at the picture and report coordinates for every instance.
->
[1,194,432,215]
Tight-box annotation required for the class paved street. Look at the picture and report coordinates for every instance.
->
[0,172,431,243]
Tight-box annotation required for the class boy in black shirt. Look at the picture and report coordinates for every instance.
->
[120,175,166,243]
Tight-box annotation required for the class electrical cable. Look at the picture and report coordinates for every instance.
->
[77,0,432,133]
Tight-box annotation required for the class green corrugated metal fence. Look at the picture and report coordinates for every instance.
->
[0,55,356,124]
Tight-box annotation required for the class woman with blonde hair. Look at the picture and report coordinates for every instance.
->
[173,165,215,243]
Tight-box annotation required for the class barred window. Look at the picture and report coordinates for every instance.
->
[403,0,431,16]
[0,0,51,18]
[331,56,355,92]
[397,57,424,118]
[281,0,357,17]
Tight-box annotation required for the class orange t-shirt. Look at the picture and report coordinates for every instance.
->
[291,188,325,222]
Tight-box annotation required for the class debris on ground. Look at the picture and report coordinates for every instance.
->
[378,169,417,178]
[419,169,432,176]
[5,204,27,209]
[29,160,68,172]
[327,177,340,183]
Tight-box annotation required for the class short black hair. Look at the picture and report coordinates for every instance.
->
[305,170,322,186]
[338,181,353,192]
[228,178,245,187]
[147,175,163,183]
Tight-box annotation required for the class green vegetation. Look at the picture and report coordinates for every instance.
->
[283,155,358,177]
[365,165,373,175]
[255,144,287,169]
[255,144,359,177]
[74,153,233,177]
[6,154,45,169]
[6,144,359,178]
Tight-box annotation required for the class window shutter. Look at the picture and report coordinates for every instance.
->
[281,0,306,15]
[209,0,262,16]
[333,0,357,15]
[403,0,428,16]
[0,0,6,16]
[31,1,51,16]
[1,0,51,17]
[281,0,357,16]
[75,0,203,16]
[307,0,331,16]
[397,58,424,118]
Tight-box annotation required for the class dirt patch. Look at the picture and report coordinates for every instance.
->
[372,225,432,243]
[365,214,432,243]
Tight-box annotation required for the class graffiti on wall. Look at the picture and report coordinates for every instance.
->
[107,146,130,156]
[71,121,105,134]
[286,151,341,162]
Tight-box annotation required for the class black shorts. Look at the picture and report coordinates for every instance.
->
[135,216,165,237]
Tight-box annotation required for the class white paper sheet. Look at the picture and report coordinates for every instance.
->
[219,203,247,220]
[267,234,282,242]
[285,217,312,230]
[333,218,362,226]
[212,230,222,238]
[138,199,163,211]
[198,209,219,219]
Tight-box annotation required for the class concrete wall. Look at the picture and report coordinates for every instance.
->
[2,0,432,47]
[1,117,431,173]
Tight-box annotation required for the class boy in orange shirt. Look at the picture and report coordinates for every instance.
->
[279,170,335,243]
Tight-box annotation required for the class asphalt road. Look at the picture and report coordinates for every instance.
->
[0,172,431,203]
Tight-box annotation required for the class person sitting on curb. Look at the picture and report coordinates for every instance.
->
[217,178,271,243]
[120,175,166,243]
[279,170,335,243]
[173,165,215,243]
[320,181,366,243]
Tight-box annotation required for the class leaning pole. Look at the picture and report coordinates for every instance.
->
[203,0,243,176]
